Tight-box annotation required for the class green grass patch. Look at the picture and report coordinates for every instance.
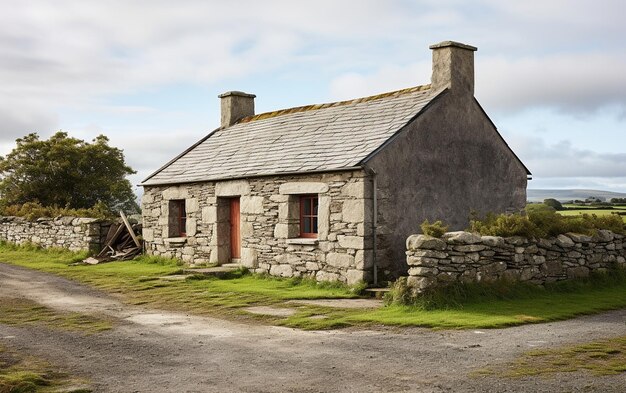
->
[478,336,626,378]
[559,206,626,223]
[0,298,112,334]
[365,270,626,329]
[2,243,626,330]
[0,344,91,392]
[0,243,361,328]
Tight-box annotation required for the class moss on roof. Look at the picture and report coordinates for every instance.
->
[237,84,432,124]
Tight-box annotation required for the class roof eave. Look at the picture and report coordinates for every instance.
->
[140,166,365,187]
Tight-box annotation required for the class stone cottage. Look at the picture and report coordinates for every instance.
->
[140,41,531,284]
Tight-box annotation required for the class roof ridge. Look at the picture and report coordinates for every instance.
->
[237,84,432,124]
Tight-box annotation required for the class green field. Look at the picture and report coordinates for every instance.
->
[558,204,626,223]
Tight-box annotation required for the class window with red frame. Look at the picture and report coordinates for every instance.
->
[171,199,187,237]
[299,195,318,238]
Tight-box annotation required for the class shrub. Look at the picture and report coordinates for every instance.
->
[0,201,113,221]
[469,209,625,238]
[384,277,415,306]
[543,198,564,211]
[420,220,448,237]
[469,212,537,237]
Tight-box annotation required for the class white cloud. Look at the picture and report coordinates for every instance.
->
[2,0,626,195]
[505,133,626,178]
[329,62,432,100]
[476,53,626,113]
[0,106,58,144]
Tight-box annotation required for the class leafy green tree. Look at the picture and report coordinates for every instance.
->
[543,198,564,211]
[0,132,138,213]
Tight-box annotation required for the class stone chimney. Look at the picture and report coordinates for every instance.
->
[218,91,256,127]
[429,41,477,95]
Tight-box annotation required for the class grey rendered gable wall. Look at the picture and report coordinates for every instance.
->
[365,91,528,278]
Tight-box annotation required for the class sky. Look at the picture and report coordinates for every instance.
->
[1,0,625,199]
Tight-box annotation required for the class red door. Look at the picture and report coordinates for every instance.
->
[229,198,241,260]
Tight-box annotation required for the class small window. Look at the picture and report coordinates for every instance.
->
[169,199,187,237]
[299,195,318,238]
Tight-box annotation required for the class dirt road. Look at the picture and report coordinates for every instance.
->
[1,262,625,392]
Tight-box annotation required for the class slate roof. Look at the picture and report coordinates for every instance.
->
[142,85,442,186]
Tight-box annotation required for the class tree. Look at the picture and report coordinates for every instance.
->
[0,132,138,213]
[543,198,564,211]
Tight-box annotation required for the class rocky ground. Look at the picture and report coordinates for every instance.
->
[0,262,625,392]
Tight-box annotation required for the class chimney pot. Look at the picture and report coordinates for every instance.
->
[429,41,477,95]
[218,91,256,127]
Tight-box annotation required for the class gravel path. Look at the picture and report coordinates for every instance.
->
[1,262,625,392]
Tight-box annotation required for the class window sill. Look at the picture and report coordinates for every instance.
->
[286,238,318,246]
[165,237,187,248]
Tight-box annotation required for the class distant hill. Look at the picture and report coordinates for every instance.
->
[527,189,626,202]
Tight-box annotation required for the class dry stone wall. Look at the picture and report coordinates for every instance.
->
[406,230,626,291]
[0,216,111,252]
[141,170,373,285]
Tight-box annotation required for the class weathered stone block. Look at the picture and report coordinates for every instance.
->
[408,267,438,277]
[406,235,447,251]
[270,264,293,277]
[501,269,520,281]
[413,249,448,259]
[481,236,504,247]
[326,252,354,268]
[241,196,264,214]
[406,276,436,291]
[274,223,289,239]
[240,222,254,237]
[274,253,302,266]
[186,198,199,213]
[407,256,440,267]
[354,250,373,269]
[541,260,563,276]
[443,231,481,244]
[556,234,575,248]
[341,199,363,223]
[567,233,592,243]
[305,262,320,271]
[186,218,197,237]
[142,228,154,242]
[317,196,331,240]
[215,180,250,196]
[346,269,365,285]
[567,266,590,279]
[453,244,485,252]
[595,230,614,242]
[505,236,527,246]
[337,235,363,249]
[279,182,329,195]
[241,247,258,268]
[316,270,340,282]
[341,182,363,198]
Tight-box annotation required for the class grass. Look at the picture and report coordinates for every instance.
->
[0,297,112,334]
[0,344,91,393]
[559,204,626,223]
[476,336,626,378]
[2,242,626,330]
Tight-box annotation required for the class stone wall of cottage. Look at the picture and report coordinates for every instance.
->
[406,230,626,291]
[0,216,111,252]
[141,170,373,284]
